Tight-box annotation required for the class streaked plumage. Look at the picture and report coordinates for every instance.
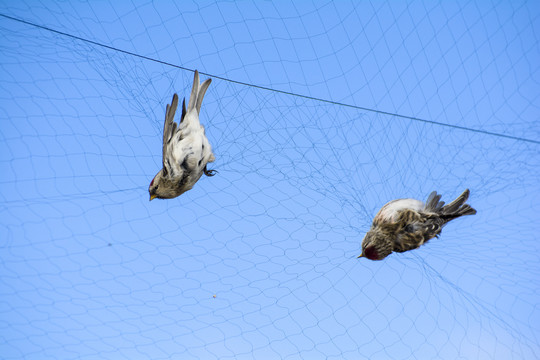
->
[358,189,477,260]
[149,70,216,200]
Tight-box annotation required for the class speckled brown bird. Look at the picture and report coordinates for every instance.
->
[149,70,216,200]
[358,189,476,260]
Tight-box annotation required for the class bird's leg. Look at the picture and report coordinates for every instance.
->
[203,165,217,177]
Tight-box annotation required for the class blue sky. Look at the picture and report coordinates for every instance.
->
[1,1,539,359]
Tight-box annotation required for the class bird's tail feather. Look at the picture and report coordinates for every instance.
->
[186,70,212,116]
[196,78,212,115]
[186,70,200,114]
[440,189,477,219]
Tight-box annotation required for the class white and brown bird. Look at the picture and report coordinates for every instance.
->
[149,70,216,200]
[358,189,476,260]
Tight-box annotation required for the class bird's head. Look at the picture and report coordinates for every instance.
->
[357,229,393,261]
[149,170,179,200]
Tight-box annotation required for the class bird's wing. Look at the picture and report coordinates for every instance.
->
[393,211,444,252]
[393,230,426,253]
[162,94,179,176]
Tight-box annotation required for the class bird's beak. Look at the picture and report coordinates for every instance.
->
[149,194,157,201]
[357,254,364,258]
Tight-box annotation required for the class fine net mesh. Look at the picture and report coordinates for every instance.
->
[1,1,539,359]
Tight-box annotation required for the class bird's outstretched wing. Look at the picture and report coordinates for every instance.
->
[162,94,179,176]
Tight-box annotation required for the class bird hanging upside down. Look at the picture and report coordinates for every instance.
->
[149,70,216,200]
[358,189,476,260]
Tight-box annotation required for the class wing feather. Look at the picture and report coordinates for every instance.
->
[162,94,179,175]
